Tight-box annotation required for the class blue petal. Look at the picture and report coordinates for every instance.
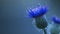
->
[52,16,60,24]
[38,7,47,16]
[28,6,48,18]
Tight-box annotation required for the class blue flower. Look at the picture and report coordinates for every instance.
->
[28,6,48,18]
[52,16,60,24]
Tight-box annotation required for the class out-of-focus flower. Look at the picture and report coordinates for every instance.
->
[52,16,60,24]
[48,16,60,34]
[28,6,47,18]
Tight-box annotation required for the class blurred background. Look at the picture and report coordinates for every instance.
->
[0,0,60,34]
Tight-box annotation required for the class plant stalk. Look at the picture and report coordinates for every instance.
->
[43,28,47,34]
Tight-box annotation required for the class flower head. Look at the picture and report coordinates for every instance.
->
[28,6,48,18]
[52,16,60,24]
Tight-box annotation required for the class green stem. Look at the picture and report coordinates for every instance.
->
[43,28,47,34]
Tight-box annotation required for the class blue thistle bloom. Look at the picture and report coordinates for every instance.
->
[28,6,48,18]
[28,5,48,34]
[52,16,60,24]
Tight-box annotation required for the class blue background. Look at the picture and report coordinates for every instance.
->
[0,0,60,34]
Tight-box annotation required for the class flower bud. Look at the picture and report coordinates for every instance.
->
[35,16,48,29]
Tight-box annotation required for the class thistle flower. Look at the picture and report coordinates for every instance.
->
[28,5,48,29]
[52,16,60,24]
[28,6,47,18]
[28,5,48,34]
